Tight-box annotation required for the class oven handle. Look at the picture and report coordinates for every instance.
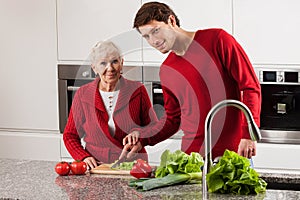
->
[67,86,80,91]
[153,88,163,94]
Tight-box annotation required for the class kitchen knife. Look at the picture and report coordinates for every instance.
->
[111,157,127,169]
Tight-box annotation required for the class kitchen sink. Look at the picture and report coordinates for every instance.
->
[267,182,300,191]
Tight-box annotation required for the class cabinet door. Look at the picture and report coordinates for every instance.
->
[0,0,58,130]
[57,0,142,63]
[141,0,233,64]
[233,0,300,65]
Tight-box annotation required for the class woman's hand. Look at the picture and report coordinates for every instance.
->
[83,156,101,170]
[123,131,140,145]
[119,142,143,161]
[119,131,142,160]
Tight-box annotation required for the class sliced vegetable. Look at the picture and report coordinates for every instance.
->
[129,172,202,191]
[155,150,204,178]
[206,149,267,195]
[114,161,134,170]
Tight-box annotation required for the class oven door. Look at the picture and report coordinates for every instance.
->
[261,84,300,130]
[58,79,92,133]
[144,82,165,119]
[260,84,300,143]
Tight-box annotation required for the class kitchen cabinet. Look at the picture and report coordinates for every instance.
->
[57,0,143,64]
[0,0,60,161]
[141,0,233,64]
[57,0,233,64]
[233,0,300,65]
[0,0,58,130]
[0,131,61,161]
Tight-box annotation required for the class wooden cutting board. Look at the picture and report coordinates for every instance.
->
[90,163,131,175]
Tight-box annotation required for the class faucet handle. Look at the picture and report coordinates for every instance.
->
[248,120,262,141]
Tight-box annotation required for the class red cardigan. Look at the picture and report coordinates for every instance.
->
[63,76,158,163]
[139,29,261,159]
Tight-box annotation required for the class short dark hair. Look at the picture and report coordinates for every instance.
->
[133,1,180,30]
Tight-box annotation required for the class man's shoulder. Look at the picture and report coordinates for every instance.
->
[196,28,227,37]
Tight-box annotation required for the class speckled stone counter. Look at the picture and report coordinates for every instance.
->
[258,170,300,191]
[1,159,300,200]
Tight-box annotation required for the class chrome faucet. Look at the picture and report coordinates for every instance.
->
[202,99,261,198]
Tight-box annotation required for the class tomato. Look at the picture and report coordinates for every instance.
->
[130,159,152,179]
[70,160,87,175]
[55,161,70,176]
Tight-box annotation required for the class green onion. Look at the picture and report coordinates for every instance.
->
[129,172,202,191]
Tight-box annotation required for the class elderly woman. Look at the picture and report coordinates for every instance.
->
[63,41,158,169]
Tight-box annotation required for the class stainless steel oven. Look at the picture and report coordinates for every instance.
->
[144,81,165,119]
[58,64,143,133]
[143,66,165,119]
[256,66,300,144]
[58,64,95,133]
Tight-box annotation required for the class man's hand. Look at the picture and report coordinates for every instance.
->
[238,139,257,159]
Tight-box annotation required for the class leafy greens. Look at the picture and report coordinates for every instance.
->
[206,149,267,195]
[155,149,204,178]
[129,150,204,191]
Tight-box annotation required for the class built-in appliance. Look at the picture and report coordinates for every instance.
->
[58,64,95,133]
[144,82,164,119]
[142,66,165,119]
[256,66,300,144]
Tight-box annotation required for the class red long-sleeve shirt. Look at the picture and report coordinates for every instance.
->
[139,29,261,159]
[63,76,158,163]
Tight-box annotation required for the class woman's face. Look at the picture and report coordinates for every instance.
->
[93,53,123,85]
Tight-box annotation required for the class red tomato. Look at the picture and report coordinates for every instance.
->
[130,159,152,179]
[70,160,87,175]
[55,161,70,176]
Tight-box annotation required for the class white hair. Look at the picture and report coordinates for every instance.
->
[90,41,122,65]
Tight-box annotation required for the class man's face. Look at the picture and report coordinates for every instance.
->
[139,19,176,54]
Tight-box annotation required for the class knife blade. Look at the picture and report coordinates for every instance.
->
[111,157,127,169]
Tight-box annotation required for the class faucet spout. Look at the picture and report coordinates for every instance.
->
[202,99,261,197]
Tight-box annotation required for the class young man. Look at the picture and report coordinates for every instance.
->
[121,1,261,160]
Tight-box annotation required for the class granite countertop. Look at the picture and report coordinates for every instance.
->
[1,159,300,200]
